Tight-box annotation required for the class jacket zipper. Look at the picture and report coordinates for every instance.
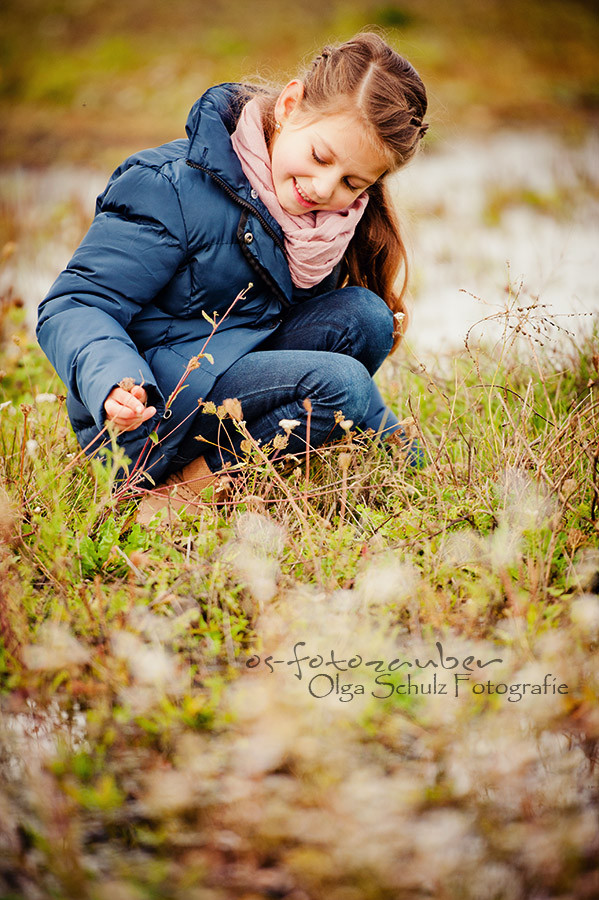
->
[185,159,286,253]
[234,208,290,312]
[186,158,291,309]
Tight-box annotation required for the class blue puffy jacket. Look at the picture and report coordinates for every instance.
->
[37,83,394,481]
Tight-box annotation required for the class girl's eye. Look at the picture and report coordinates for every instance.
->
[312,148,361,192]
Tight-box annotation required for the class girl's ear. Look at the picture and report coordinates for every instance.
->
[274,80,305,124]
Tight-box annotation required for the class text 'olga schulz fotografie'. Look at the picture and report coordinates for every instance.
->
[245,641,570,703]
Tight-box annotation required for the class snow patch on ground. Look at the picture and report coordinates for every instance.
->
[389,130,599,358]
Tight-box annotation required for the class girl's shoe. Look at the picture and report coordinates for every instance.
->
[386,420,427,469]
[136,456,230,526]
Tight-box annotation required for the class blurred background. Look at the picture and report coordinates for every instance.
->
[1,0,598,352]
[1,0,598,166]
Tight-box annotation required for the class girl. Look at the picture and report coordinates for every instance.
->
[36,32,428,522]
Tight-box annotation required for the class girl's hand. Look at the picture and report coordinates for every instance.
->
[104,384,156,432]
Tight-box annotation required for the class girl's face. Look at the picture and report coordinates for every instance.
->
[270,81,388,215]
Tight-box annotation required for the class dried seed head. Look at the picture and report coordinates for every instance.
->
[397,417,419,441]
[235,511,285,556]
[278,418,301,434]
[26,438,39,457]
[570,594,599,638]
[338,452,352,471]
[23,622,90,671]
[222,397,243,421]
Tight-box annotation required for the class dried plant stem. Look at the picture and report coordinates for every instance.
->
[18,404,30,499]
[338,453,350,526]
[303,398,312,516]
[123,284,252,488]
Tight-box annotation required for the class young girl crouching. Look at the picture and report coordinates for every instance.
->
[36,31,428,522]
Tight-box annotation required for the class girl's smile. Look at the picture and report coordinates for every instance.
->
[270,81,388,215]
[293,178,317,208]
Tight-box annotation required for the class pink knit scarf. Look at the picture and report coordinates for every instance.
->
[231,97,368,290]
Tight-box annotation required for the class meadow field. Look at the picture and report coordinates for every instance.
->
[1,1,599,898]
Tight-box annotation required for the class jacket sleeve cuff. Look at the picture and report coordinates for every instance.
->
[75,341,165,430]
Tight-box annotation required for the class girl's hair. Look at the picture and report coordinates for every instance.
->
[257,32,428,352]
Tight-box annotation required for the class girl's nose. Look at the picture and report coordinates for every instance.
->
[312,173,337,202]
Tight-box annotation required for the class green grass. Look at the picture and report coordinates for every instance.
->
[1,282,598,898]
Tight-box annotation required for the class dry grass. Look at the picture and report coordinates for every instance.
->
[1,272,598,897]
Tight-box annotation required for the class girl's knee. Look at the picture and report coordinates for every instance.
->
[312,354,372,423]
[335,286,394,366]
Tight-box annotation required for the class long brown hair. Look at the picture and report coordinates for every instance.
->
[257,32,428,352]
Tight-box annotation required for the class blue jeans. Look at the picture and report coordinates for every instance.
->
[168,286,409,475]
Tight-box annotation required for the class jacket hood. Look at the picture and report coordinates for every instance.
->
[185,82,257,191]
[184,82,286,250]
